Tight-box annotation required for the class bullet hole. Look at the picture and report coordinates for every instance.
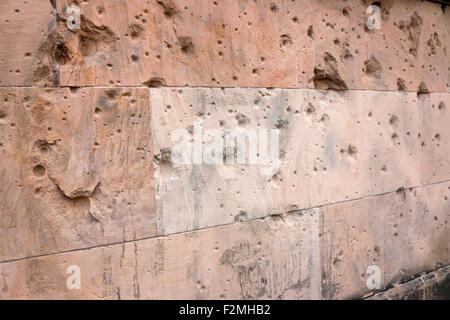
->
[39,145,50,156]
[347,144,358,157]
[131,54,139,62]
[417,82,429,97]
[342,7,350,17]
[34,187,42,195]
[143,77,166,87]
[270,3,279,13]
[178,36,195,54]
[234,211,248,222]
[438,101,446,110]
[69,87,79,94]
[235,113,249,125]
[320,114,329,122]
[96,6,105,15]
[105,89,118,99]
[396,187,407,200]
[94,107,102,115]
[280,34,293,48]
[157,0,178,17]
[389,114,399,127]
[363,55,382,78]
[305,102,315,115]
[381,165,388,172]
[397,78,407,91]
[275,119,289,129]
[313,53,348,91]
[55,41,72,65]
[129,24,145,40]
[307,25,314,39]
[33,165,46,177]
[292,16,298,23]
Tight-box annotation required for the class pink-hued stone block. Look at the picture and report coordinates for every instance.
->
[151,88,421,235]
[321,181,449,299]
[0,88,157,261]
[0,0,56,86]
[0,210,321,299]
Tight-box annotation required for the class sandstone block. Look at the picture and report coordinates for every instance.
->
[53,0,448,91]
[420,93,450,184]
[320,181,449,299]
[0,209,321,299]
[310,0,448,92]
[151,87,420,235]
[56,0,314,87]
[0,88,157,261]
[0,0,56,86]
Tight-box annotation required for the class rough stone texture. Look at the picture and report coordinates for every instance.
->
[0,0,57,86]
[310,0,448,92]
[56,0,314,88]
[152,88,421,235]
[0,209,321,299]
[321,181,450,299]
[54,0,448,91]
[0,88,157,262]
[420,93,450,185]
[0,0,448,301]
[446,8,450,92]
[0,181,447,299]
[369,266,450,300]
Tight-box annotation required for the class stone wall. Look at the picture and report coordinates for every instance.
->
[0,0,448,299]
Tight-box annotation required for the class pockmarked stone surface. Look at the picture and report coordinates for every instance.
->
[0,88,157,262]
[54,0,448,91]
[321,181,450,299]
[0,209,321,299]
[0,0,57,86]
[151,87,420,235]
[420,93,450,185]
[56,0,314,88]
[310,0,448,92]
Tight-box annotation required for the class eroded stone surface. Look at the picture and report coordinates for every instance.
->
[0,209,321,299]
[321,181,450,299]
[54,0,448,91]
[0,88,157,261]
[0,0,57,86]
[152,87,420,235]
[420,93,450,184]
[56,0,314,87]
[310,0,448,92]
